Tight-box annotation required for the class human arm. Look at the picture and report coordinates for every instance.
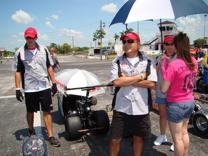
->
[112,72,144,87]
[48,66,56,84]
[160,79,170,94]
[133,79,156,89]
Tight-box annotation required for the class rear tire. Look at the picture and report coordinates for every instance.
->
[92,110,110,134]
[65,116,82,140]
[193,113,208,136]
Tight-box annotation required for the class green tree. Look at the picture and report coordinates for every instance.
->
[194,38,206,48]
[114,33,120,45]
[93,32,98,47]
[95,29,106,47]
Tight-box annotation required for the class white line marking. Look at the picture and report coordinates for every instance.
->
[0,95,16,99]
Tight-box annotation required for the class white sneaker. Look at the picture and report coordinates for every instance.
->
[170,144,174,151]
[154,135,168,146]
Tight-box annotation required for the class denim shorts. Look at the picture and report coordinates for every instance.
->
[155,97,167,105]
[167,100,194,123]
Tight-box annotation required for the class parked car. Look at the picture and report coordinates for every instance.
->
[101,47,114,55]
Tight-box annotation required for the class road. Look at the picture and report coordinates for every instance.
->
[0,55,208,156]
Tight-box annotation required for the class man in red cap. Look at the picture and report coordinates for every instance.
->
[14,27,61,147]
[109,32,157,156]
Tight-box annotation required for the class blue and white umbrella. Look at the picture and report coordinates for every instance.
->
[110,0,208,26]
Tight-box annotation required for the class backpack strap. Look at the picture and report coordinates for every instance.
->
[112,59,121,109]
[145,59,152,111]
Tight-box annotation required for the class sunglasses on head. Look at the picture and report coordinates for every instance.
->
[122,39,136,44]
[164,42,174,46]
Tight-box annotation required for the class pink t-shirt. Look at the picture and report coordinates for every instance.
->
[162,57,197,102]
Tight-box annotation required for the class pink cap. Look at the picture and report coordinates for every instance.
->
[24,27,38,38]
[120,32,140,42]
[164,35,174,43]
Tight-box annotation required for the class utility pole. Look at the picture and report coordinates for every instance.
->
[72,36,75,55]
[137,22,139,35]
[100,20,105,48]
[99,20,105,60]
[204,14,207,39]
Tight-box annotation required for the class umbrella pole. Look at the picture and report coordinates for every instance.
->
[160,19,164,53]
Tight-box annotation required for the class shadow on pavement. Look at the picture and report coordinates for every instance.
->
[188,127,208,139]
[84,131,167,156]
[14,127,48,141]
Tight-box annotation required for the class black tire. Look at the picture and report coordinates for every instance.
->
[196,78,207,93]
[65,116,82,140]
[92,110,110,134]
[193,113,208,136]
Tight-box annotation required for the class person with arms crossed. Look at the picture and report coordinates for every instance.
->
[154,35,176,151]
[14,27,61,147]
[109,32,157,156]
[161,32,198,156]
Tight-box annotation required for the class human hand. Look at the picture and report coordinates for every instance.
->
[16,89,24,102]
[51,83,58,96]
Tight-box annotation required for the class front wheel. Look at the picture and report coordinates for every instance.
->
[92,110,110,134]
[193,113,208,136]
[65,116,82,140]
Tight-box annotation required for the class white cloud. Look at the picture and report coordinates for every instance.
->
[45,21,54,29]
[39,34,49,41]
[101,3,117,13]
[11,9,34,24]
[51,14,59,20]
[176,15,205,42]
[61,28,83,38]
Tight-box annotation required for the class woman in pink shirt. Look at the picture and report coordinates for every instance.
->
[161,32,198,156]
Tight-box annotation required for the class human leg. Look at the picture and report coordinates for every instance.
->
[169,121,184,156]
[158,104,167,135]
[182,119,190,156]
[40,89,60,147]
[43,111,53,137]
[109,138,122,156]
[167,101,194,156]
[25,92,39,136]
[26,112,36,136]
[109,111,125,156]
[154,98,168,145]
[133,136,144,156]
[131,114,151,155]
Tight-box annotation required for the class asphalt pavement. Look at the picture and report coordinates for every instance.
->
[0,55,208,156]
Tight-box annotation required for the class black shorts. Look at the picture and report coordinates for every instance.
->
[111,110,151,139]
[25,89,52,112]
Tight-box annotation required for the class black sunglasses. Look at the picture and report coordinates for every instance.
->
[164,42,174,46]
[122,39,136,44]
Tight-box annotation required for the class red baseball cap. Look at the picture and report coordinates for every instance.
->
[24,27,38,38]
[120,32,140,42]
[164,35,174,43]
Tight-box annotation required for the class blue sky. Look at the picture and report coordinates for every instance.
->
[1,0,208,51]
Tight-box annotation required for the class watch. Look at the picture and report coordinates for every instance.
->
[140,73,144,80]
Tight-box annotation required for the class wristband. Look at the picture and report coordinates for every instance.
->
[16,88,21,90]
